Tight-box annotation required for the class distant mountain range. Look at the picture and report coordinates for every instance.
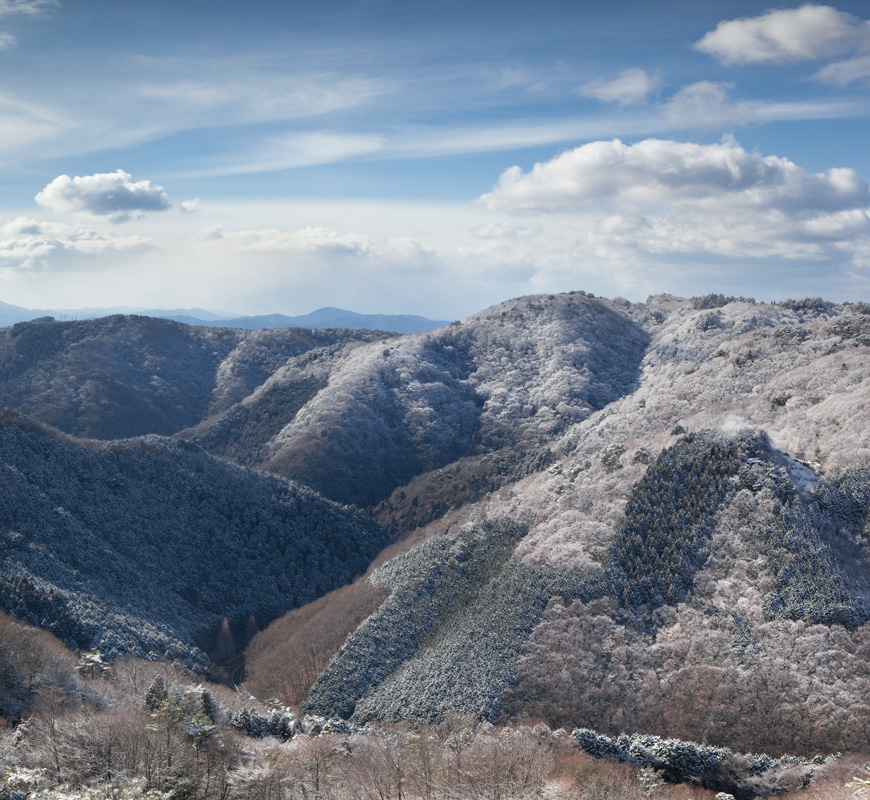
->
[0,300,450,333]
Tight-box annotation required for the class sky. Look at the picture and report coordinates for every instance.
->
[1,0,870,319]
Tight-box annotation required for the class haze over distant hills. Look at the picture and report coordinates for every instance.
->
[0,300,450,334]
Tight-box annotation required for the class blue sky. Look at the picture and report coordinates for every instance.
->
[1,0,870,318]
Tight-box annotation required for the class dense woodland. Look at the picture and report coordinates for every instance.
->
[0,410,389,664]
[2,292,870,798]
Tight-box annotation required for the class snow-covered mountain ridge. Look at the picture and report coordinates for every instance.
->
[2,291,870,755]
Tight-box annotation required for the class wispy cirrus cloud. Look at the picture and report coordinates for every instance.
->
[135,68,391,128]
[814,54,870,86]
[0,0,58,53]
[0,0,59,20]
[173,131,384,179]
[580,68,663,106]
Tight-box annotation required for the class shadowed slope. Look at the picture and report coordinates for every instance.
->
[0,411,390,664]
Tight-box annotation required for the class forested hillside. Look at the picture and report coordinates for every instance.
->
[244,293,870,756]
[2,611,854,800]
[0,411,389,664]
[2,292,870,761]
[192,292,649,509]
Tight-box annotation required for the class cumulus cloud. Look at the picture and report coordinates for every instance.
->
[0,31,14,47]
[35,170,171,221]
[0,216,153,268]
[478,136,870,270]
[579,68,662,105]
[693,4,870,65]
[480,136,868,214]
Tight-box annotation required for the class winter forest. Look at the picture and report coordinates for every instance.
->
[2,292,870,800]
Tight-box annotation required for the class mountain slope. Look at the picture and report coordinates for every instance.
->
[302,430,869,736]
[0,411,389,664]
[249,294,870,754]
[3,291,870,755]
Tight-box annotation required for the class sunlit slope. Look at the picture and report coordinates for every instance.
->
[199,292,650,508]
[267,295,870,754]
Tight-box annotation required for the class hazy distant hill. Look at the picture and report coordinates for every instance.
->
[0,410,389,664]
[0,301,235,327]
[0,300,449,333]
[163,307,451,333]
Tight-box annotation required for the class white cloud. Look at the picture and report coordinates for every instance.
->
[3,193,869,320]
[179,199,200,213]
[0,0,58,20]
[478,136,870,273]
[580,68,662,106]
[0,216,153,268]
[0,0,56,48]
[135,71,390,128]
[472,222,544,241]
[480,136,868,214]
[694,4,870,65]
[174,132,384,179]
[35,170,171,221]
[199,225,440,267]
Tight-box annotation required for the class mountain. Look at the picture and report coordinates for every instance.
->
[160,307,451,333]
[0,300,37,327]
[2,291,870,756]
[0,410,389,665]
[247,293,870,755]
[191,293,649,508]
[0,302,238,327]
